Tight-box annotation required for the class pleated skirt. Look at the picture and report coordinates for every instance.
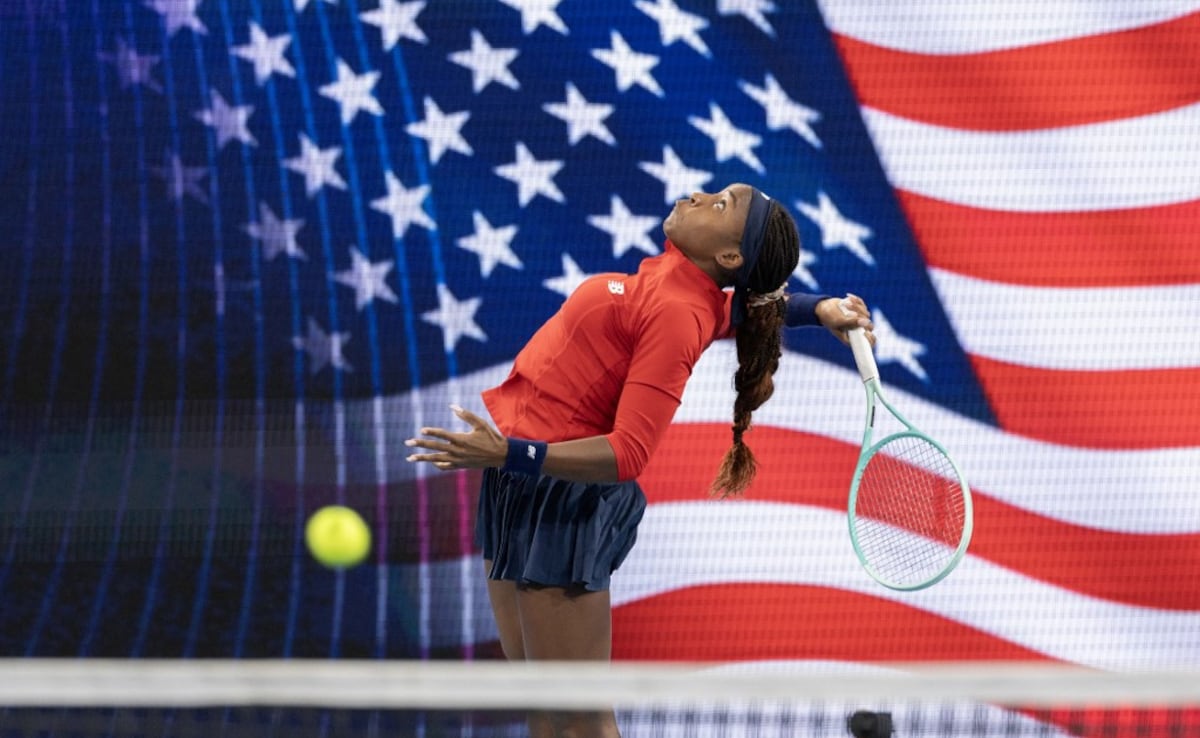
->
[475,467,647,591]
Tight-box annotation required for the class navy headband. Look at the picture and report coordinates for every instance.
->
[730,187,774,327]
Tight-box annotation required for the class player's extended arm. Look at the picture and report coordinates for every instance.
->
[404,405,620,482]
[405,380,677,483]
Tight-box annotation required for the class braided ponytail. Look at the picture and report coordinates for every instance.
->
[710,201,800,497]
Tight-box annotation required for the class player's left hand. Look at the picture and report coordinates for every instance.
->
[817,294,875,348]
[405,405,507,471]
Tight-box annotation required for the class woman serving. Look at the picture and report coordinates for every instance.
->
[406,184,873,738]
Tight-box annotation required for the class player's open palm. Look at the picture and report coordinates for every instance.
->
[405,405,507,471]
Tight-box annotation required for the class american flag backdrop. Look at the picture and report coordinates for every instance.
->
[1,0,1199,733]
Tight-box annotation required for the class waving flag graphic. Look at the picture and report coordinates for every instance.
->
[1,4,1199,732]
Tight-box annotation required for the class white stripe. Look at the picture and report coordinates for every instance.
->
[677,344,1200,534]
[816,0,1200,54]
[339,350,1200,533]
[861,102,1200,211]
[928,267,1200,371]
[614,502,1200,669]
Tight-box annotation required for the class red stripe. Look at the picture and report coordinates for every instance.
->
[968,494,1200,612]
[967,356,1200,450]
[642,426,1200,610]
[897,191,1200,288]
[832,12,1200,131]
[612,583,1051,662]
[642,425,857,508]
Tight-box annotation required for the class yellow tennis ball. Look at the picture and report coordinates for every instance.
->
[305,505,371,569]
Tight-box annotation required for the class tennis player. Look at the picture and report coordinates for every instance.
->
[407,184,873,738]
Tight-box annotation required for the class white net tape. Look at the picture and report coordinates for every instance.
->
[3,660,1198,709]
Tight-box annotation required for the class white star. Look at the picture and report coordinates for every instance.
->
[360,0,427,49]
[150,150,207,205]
[422,284,487,353]
[98,38,161,94]
[284,134,347,198]
[231,22,295,86]
[587,195,660,258]
[293,316,353,375]
[334,246,398,310]
[639,145,713,204]
[792,248,819,291]
[448,30,520,93]
[406,97,473,164]
[457,211,522,278]
[143,0,206,37]
[543,83,615,146]
[494,142,565,207]
[795,191,874,266]
[592,31,662,97]
[740,73,821,149]
[635,0,710,57]
[194,88,256,149]
[243,202,306,261]
[371,172,435,238]
[319,58,383,125]
[872,309,928,381]
[688,103,764,174]
[294,0,337,11]
[717,0,777,38]
[498,0,568,35]
[543,253,594,299]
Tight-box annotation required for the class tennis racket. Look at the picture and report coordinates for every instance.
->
[843,314,973,591]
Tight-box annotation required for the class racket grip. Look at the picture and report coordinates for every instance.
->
[839,299,879,383]
[848,328,878,383]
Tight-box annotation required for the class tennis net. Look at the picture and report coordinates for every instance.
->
[2,660,1198,737]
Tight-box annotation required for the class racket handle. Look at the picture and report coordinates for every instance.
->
[840,299,878,383]
[848,328,878,383]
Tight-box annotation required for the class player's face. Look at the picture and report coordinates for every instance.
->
[663,184,753,264]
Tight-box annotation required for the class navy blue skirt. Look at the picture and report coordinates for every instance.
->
[475,467,647,591]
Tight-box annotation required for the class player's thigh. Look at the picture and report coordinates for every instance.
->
[517,585,612,661]
[484,562,525,661]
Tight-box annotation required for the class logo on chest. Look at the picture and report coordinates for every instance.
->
[607,280,625,295]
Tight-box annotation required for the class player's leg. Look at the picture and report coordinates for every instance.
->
[483,566,525,660]
[518,584,620,738]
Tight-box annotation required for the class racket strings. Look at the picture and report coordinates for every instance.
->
[854,435,966,587]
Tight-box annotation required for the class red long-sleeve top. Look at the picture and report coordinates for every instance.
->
[482,241,728,481]
[481,241,827,481]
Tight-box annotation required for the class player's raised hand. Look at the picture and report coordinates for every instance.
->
[405,404,507,471]
[817,293,875,347]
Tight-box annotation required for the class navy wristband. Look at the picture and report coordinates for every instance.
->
[502,437,548,476]
[785,292,833,328]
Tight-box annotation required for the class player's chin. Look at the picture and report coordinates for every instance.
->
[663,206,680,233]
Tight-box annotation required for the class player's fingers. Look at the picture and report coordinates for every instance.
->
[842,295,873,330]
[450,403,489,430]
[844,293,869,314]
[405,436,455,454]
[413,427,464,444]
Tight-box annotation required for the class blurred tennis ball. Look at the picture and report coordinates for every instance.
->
[305,505,371,569]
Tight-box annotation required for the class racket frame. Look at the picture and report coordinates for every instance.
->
[845,325,974,591]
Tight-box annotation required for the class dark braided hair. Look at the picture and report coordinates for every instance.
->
[710,200,801,497]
